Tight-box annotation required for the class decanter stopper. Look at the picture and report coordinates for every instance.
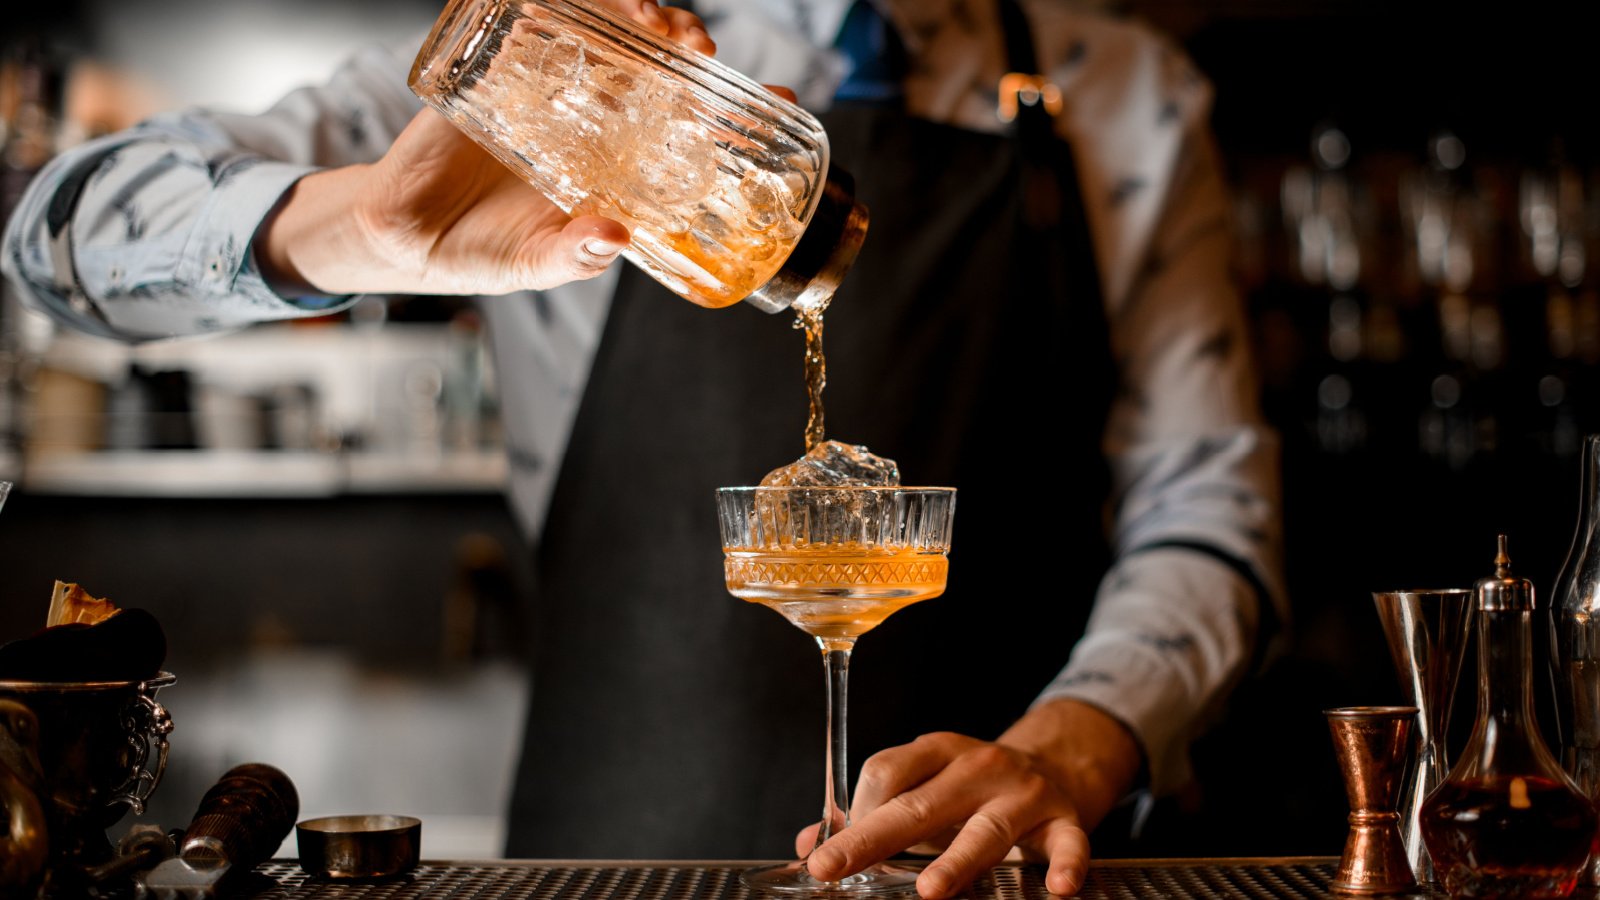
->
[1477,535,1533,612]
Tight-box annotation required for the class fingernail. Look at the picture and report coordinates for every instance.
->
[808,848,841,875]
[919,866,951,898]
[581,238,623,258]
[640,0,666,26]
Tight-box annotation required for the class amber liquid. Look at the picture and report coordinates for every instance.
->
[620,213,800,309]
[1423,774,1599,898]
[723,547,948,640]
[797,305,826,452]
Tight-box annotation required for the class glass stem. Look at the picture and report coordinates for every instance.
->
[812,637,856,857]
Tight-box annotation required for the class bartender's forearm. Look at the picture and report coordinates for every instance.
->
[998,697,1143,833]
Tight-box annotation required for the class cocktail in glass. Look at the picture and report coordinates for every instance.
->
[716,485,956,894]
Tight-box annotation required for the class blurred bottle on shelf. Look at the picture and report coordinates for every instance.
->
[0,42,64,463]
[1521,154,1595,460]
[1,42,62,215]
[1283,122,1363,293]
[1248,120,1600,470]
[1282,124,1374,457]
[1405,132,1508,471]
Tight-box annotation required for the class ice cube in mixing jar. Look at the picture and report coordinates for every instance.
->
[409,0,868,313]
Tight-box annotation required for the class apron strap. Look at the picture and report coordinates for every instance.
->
[995,0,1073,229]
[996,0,1042,74]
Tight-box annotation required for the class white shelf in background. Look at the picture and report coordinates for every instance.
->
[22,450,507,497]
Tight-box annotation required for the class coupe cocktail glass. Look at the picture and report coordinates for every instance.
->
[717,486,956,894]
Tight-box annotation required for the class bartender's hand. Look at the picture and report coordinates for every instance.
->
[254,0,717,298]
[796,699,1143,899]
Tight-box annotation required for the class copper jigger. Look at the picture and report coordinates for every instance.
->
[1326,706,1418,896]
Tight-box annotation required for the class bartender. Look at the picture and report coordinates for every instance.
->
[2,0,1282,896]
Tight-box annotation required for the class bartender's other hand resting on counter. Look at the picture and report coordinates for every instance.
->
[795,699,1143,899]
[253,0,718,299]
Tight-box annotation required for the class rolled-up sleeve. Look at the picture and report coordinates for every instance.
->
[1,43,421,342]
[1037,116,1286,795]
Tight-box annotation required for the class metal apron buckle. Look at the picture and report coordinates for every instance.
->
[997,73,1062,122]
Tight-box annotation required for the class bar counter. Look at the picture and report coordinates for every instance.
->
[215,859,1342,899]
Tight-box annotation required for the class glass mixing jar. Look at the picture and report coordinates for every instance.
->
[410,0,868,312]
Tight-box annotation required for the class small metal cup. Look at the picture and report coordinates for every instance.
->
[1326,706,1418,896]
[297,815,422,880]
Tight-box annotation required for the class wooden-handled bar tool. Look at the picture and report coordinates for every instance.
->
[134,763,299,899]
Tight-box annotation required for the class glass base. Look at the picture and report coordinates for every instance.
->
[741,860,924,895]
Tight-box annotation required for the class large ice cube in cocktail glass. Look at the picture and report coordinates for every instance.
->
[409,0,867,313]
[760,440,901,489]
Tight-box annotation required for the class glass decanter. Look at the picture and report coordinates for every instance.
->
[1553,433,1600,886]
[410,0,868,313]
[1422,536,1598,898]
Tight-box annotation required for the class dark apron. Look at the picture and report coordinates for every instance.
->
[507,6,1117,858]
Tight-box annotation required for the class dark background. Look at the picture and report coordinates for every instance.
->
[1151,0,1600,856]
[7,0,1600,859]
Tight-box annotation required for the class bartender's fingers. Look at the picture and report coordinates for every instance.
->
[915,806,1030,900]
[660,7,717,54]
[606,0,669,33]
[796,824,950,861]
[1031,818,1091,898]
[808,743,996,879]
[851,733,968,819]
[597,1,714,55]
[766,85,799,103]
[521,215,630,289]
[916,797,1087,900]
[915,780,1088,900]
[794,822,821,858]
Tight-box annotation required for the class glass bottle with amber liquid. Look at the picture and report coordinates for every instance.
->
[1422,536,1599,898]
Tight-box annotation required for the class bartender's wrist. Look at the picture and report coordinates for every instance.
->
[997,697,1144,832]
[253,164,378,298]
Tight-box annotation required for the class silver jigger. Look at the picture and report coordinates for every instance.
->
[1326,707,1418,895]
[1372,589,1473,885]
